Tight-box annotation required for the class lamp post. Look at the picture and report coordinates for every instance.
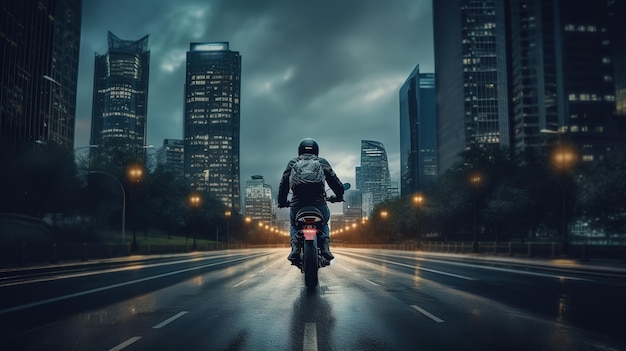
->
[89,171,126,244]
[470,173,482,253]
[380,210,388,243]
[552,145,576,254]
[42,75,61,142]
[541,129,577,254]
[127,163,144,252]
[413,193,424,250]
[189,193,201,250]
[224,210,232,246]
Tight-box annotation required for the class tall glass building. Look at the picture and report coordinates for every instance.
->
[510,0,619,162]
[433,0,510,173]
[244,175,273,222]
[355,140,391,216]
[509,0,561,151]
[1,0,81,152]
[156,139,184,178]
[611,0,626,118]
[90,32,150,156]
[184,42,241,212]
[399,65,437,196]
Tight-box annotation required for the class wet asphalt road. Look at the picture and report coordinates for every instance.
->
[1,248,625,350]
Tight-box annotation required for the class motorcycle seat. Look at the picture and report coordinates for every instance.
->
[295,206,323,225]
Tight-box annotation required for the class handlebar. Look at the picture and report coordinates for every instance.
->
[326,196,343,203]
[279,196,344,208]
[280,183,349,208]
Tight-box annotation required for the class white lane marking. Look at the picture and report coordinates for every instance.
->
[369,252,593,282]
[458,264,592,281]
[339,253,475,281]
[365,279,380,286]
[0,253,259,288]
[411,305,444,323]
[233,258,282,287]
[303,323,318,351]
[108,336,142,351]
[232,280,247,287]
[153,311,188,329]
[0,255,261,315]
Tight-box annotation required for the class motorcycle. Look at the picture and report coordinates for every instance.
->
[291,183,350,289]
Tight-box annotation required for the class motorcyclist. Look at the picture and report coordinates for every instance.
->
[278,138,344,263]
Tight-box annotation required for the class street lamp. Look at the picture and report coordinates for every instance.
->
[224,210,232,246]
[127,163,144,252]
[541,128,577,254]
[42,75,61,142]
[189,193,201,250]
[380,210,389,243]
[470,173,482,253]
[413,193,425,250]
[552,145,577,254]
[89,171,126,244]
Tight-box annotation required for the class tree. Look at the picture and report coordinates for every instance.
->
[144,165,190,238]
[577,155,626,239]
[1,143,81,217]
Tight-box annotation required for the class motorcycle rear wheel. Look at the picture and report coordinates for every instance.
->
[303,241,318,289]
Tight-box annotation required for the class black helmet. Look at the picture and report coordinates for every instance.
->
[298,138,319,155]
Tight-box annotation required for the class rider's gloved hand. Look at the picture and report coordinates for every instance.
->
[328,196,344,203]
[278,201,290,208]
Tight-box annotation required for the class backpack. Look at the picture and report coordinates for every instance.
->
[289,155,325,190]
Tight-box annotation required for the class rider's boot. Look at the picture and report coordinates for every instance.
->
[288,235,301,263]
[318,234,334,261]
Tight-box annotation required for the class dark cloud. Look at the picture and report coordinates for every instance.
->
[77,0,434,199]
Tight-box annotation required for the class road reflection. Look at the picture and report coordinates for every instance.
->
[76,293,157,327]
[289,287,336,350]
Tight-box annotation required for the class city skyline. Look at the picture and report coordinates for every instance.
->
[76,0,436,192]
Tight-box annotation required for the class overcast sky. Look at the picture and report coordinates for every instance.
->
[76,0,435,197]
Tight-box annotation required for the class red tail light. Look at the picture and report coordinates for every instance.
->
[303,228,317,240]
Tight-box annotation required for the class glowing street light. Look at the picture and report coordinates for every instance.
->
[127,165,143,184]
[469,173,482,253]
[552,145,578,253]
[541,128,578,254]
[189,193,201,250]
[225,210,232,245]
[413,193,425,249]
[127,163,145,252]
[380,210,389,243]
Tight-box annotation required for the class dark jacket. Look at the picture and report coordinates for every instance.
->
[277,153,344,207]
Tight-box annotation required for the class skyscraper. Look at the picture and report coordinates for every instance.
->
[156,139,184,178]
[244,175,273,222]
[355,140,391,216]
[184,42,241,212]
[509,0,561,151]
[90,32,150,156]
[610,0,626,118]
[510,0,620,162]
[0,0,81,153]
[400,65,437,196]
[433,0,510,173]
